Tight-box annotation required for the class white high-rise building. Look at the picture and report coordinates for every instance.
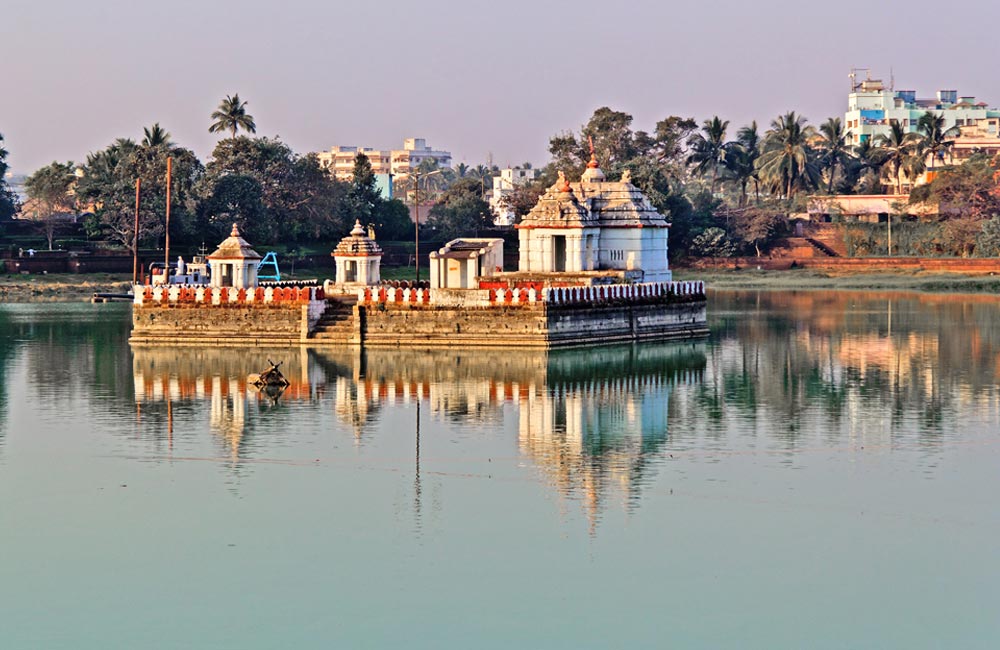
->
[844,70,1000,146]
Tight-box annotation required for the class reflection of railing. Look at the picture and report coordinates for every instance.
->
[134,284,325,306]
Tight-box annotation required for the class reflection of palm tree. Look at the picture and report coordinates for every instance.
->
[209,94,257,140]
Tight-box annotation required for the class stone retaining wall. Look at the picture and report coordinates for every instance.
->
[130,303,306,346]
[358,300,707,348]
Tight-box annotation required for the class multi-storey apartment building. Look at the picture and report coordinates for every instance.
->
[844,71,1000,146]
[490,167,539,226]
[315,138,452,181]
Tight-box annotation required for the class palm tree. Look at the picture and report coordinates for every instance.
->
[917,111,953,170]
[724,121,761,206]
[756,112,820,199]
[142,123,171,148]
[453,162,470,178]
[876,121,921,194]
[687,116,729,193]
[818,117,853,193]
[209,93,257,139]
[468,164,494,197]
[853,138,888,194]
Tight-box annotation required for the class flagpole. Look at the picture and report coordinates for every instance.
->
[133,178,141,284]
[164,157,172,276]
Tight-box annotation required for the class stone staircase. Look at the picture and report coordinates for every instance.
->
[309,299,357,342]
[804,237,839,257]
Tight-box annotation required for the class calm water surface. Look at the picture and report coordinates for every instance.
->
[1,291,998,649]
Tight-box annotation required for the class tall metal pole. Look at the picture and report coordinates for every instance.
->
[164,157,172,274]
[414,172,420,284]
[133,178,141,284]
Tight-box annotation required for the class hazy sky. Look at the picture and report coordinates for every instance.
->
[5,0,1000,174]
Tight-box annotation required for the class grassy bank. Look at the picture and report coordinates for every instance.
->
[673,267,1000,293]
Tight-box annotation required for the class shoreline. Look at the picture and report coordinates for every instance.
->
[3,268,1000,303]
[0,274,133,302]
[672,268,1000,294]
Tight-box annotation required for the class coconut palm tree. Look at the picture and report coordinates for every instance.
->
[687,116,729,193]
[852,138,888,194]
[453,162,470,178]
[817,117,853,193]
[724,121,761,206]
[142,123,171,148]
[209,93,257,139]
[917,111,954,170]
[756,112,820,199]
[876,120,922,194]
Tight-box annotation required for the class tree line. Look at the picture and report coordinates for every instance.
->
[503,107,1000,259]
[10,95,419,252]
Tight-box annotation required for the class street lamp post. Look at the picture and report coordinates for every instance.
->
[396,168,444,284]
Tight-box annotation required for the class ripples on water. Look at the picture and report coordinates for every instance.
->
[1,292,998,648]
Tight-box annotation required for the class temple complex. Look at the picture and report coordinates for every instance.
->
[130,146,706,348]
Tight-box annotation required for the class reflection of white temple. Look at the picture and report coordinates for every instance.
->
[518,375,673,526]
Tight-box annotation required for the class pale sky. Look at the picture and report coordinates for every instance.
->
[4,0,1000,174]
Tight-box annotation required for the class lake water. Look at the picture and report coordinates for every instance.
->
[0,291,998,649]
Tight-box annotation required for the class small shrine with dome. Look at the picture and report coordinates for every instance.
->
[332,220,383,287]
[206,223,263,289]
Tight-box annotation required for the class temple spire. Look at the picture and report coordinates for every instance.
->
[582,135,606,182]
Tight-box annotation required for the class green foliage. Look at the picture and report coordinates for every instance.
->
[25,161,77,216]
[687,116,729,192]
[978,217,1000,257]
[209,94,257,139]
[426,178,492,239]
[731,206,787,257]
[909,155,1000,220]
[875,121,923,195]
[817,117,854,193]
[349,152,412,240]
[756,112,820,199]
[690,227,738,257]
[0,133,18,221]
[24,160,78,250]
[198,136,349,244]
[76,134,203,250]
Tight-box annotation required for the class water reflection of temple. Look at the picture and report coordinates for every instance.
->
[132,347,318,457]
[131,343,707,523]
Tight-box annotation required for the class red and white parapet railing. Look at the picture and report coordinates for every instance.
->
[542,280,705,305]
[133,284,326,306]
[354,281,705,308]
[357,286,433,305]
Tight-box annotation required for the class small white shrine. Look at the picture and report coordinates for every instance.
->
[207,223,262,289]
[516,144,671,282]
[429,238,504,289]
[333,220,382,286]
